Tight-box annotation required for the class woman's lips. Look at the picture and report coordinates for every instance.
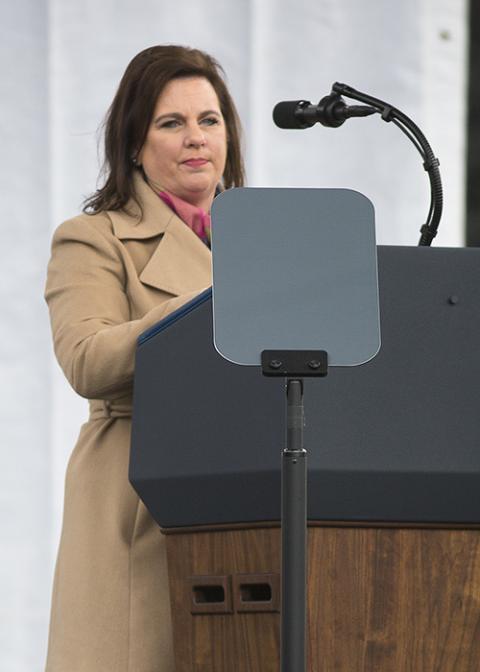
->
[183,159,209,167]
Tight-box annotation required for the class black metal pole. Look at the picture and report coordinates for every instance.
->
[281,378,307,672]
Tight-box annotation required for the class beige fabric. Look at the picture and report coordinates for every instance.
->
[44,173,212,671]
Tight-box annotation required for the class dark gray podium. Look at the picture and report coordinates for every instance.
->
[129,245,480,672]
[130,245,480,528]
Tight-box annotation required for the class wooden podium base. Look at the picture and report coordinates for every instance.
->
[164,523,480,672]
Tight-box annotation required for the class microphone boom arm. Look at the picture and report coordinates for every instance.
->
[331,82,442,246]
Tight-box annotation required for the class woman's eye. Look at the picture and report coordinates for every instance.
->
[161,119,181,128]
[201,117,220,126]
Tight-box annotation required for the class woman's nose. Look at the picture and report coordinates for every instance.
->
[184,123,206,147]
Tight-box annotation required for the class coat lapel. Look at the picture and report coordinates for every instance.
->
[108,172,212,296]
[139,220,212,296]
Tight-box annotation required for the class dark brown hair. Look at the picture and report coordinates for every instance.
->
[83,45,245,214]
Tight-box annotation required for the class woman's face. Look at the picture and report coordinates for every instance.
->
[137,76,227,211]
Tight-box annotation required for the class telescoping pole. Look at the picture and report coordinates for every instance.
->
[281,378,307,672]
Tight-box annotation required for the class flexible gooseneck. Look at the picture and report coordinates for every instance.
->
[330,82,443,246]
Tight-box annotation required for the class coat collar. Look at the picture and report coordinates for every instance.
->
[107,172,212,296]
[108,171,174,240]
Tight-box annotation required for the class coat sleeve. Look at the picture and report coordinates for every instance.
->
[45,216,205,400]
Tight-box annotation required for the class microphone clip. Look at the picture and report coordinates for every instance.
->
[316,93,349,128]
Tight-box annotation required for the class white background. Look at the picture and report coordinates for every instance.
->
[0,0,468,669]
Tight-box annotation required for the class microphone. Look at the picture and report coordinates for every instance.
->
[273,94,376,129]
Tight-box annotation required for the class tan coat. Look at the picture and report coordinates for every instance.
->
[44,173,212,672]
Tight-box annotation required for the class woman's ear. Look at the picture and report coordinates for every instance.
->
[132,146,143,166]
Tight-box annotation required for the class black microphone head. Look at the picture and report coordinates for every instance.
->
[273,100,311,129]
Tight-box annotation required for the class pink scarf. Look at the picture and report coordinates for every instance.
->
[157,190,211,245]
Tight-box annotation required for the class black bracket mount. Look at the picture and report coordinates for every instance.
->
[261,350,328,377]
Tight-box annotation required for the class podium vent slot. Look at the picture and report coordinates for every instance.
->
[188,575,232,614]
[234,573,280,613]
[194,585,225,604]
[240,583,272,602]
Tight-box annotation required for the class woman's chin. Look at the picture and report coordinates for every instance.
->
[180,181,216,202]
[182,177,213,193]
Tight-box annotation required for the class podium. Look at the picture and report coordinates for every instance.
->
[131,246,480,671]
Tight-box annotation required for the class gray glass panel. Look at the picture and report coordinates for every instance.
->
[211,188,380,366]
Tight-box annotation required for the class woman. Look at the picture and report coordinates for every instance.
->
[44,45,245,671]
